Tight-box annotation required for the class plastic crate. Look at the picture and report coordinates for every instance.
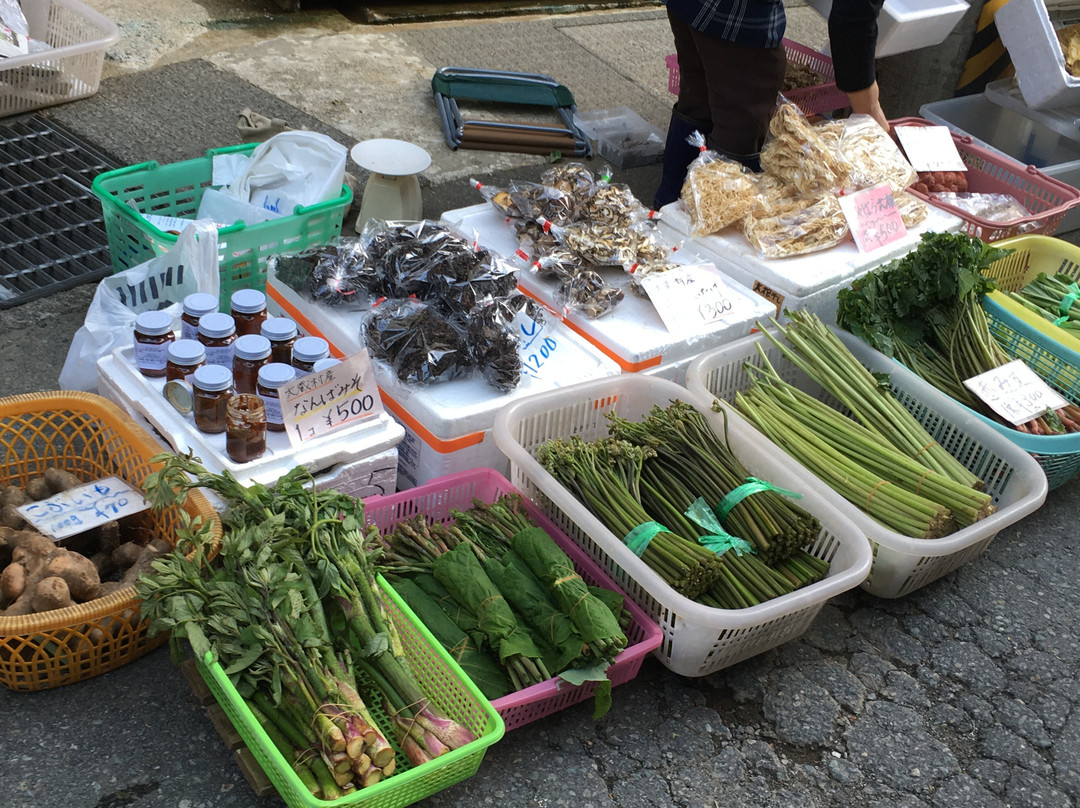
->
[197,576,504,808]
[981,233,1080,356]
[665,41,849,117]
[492,375,874,678]
[891,116,1080,241]
[0,391,221,691]
[91,144,352,310]
[684,328,1049,599]
[0,0,118,118]
[362,468,663,730]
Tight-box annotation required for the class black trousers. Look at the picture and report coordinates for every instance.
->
[667,9,787,158]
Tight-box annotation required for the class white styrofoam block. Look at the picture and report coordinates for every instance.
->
[805,0,969,57]
[440,203,776,372]
[997,0,1080,111]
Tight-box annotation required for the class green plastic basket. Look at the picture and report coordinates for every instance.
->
[91,143,351,310]
[196,576,504,808]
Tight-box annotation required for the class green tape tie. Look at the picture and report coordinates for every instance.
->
[622,521,666,557]
[716,476,803,524]
[684,497,754,557]
[1058,282,1080,317]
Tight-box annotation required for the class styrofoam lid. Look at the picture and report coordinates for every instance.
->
[168,339,206,365]
[235,334,272,361]
[198,312,236,339]
[350,139,432,176]
[261,316,298,341]
[192,364,233,392]
[231,288,267,314]
[258,362,296,389]
[134,310,174,337]
[183,292,219,318]
[293,336,330,363]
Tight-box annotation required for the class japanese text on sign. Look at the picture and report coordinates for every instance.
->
[281,350,384,446]
[752,280,785,318]
[17,476,149,541]
[962,359,1069,426]
[838,183,908,254]
[511,310,560,381]
[640,263,752,336]
[893,125,967,173]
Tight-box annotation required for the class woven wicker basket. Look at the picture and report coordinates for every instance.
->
[0,392,220,691]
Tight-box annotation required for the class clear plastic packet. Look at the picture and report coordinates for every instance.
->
[839,114,919,194]
[931,191,1030,223]
[894,190,930,229]
[432,254,518,315]
[910,171,968,195]
[760,98,854,194]
[529,248,582,286]
[465,293,547,392]
[681,131,761,236]
[470,178,525,218]
[508,180,581,226]
[362,297,473,385]
[552,269,625,319]
[541,162,599,197]
[513,218,561,256]
[581,181,653,229]
[742,192,849,259]
[269,238,376,308]
[361,219,486,302]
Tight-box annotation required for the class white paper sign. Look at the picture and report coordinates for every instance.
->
[17,476,149,541]
[280,349,384,446]
[962,359,1069,426]
[511,310,561,381]
[837,183,908,254]
[638,263,754,336]
[141,213,196,234]
[893,125,967,173]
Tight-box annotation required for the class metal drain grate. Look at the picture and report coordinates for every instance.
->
[0,115,119,309]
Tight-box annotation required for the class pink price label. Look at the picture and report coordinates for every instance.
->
[840,184,908,254]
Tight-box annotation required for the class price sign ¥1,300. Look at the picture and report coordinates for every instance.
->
[280,350,384,446]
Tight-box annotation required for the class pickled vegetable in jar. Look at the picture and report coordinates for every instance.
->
[232,334,272,394]
[226,393,267,463]
[261,317,299,365]
[192,365,234,434]
[292,336,330,376]
[230,289,268,337]
[197,312,237,367]
[166,339,206,383]
[256,362,295,433]
[180,292,218,341]
[133,310,175,378]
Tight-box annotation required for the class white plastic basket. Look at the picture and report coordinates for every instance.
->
[683,327,1049,599]
[492,374,873,678]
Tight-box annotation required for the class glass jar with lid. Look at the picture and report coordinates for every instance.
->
[192,364,234,434]
[226,394,267,463]
[256,362,295,433]
[292,336,330,376]
[230,289,268,337]
[166,339,206,383]
[232,334,272,394]
[180,292,219,341]
[197,312,237,367]
[261,317,299,365]
[312,357,341,373]
[133,310,175,378]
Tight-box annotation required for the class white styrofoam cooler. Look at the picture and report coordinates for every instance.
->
[96,346,403,498]
[440,203,776,383]
[657,201,963,324]
[267,264,621,490]
[804,0,970,57]
[996,0,1080,110]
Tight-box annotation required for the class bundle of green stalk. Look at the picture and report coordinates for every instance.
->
[378,494,629,702]
[136,455,478,801]
[1002,272,1080,335]
[837,232,1080,435]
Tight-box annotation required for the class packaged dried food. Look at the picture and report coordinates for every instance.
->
[894,190,930,229]
[552,268,625,319]
[680,132,761,236]
[465,294,546,392]
[363,297,473,385]
[743,192,849,259]
[541,162,599,196]
[270,238,375,308]
[760,98,854,194]
[931,191,1030,224]
[839,114,918,194]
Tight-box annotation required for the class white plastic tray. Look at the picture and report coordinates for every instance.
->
[683,327,1049,598]
[492,373,874,678]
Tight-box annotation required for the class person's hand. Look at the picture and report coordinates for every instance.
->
[846,81,888,130]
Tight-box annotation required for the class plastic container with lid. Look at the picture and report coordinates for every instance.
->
[192,364,234,434]
[166,339,206,383]
[256,362,296,433]
[198,312,238,368]
[230,288,268,337]
[181,292,219,341]
[132,310,175,378]
[261,317,299,365]
[292,336,330,376]
[232,334,272,395]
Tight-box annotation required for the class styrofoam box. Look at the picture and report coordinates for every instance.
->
[96,345,404,491]
[804,0,970,57]
[921,93,1080,233]
[996,0,1080,110]
[657,201,964,324]
[440,203,776,382]
[266,264,621,490]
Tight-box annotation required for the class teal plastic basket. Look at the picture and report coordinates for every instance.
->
[196,576,504,808]
[91,143,351,310]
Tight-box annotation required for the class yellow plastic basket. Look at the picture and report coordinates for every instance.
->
[0,392,220,691]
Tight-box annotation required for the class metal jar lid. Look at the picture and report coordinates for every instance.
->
[167,339,206,365]
[261,316,298,342]
[192,364,233,393]
[234,334,272,361]
[198,312,236,339]
[162,380,194,414]
[292,336,330,364]
[182,292,218,318]
[134,310,174,337]
[231,288,267,314]
[258,362,296,390]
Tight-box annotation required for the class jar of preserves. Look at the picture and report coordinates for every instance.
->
[133,310,175,378]
[197,312,237,368]
[232,334,272,394]
[256,362,295,433]
[261,317,299,365]
[192,365,234,434]
[180,292,218,341]
[166,339,206,383]
[230,289,268,337]
[292,336,330,376]
[226,394,267,463]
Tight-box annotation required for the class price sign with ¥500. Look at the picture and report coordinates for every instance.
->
[17,476,149,541]
[281,350,384,446]
[962,359,1069,426]
[838,183,908,254]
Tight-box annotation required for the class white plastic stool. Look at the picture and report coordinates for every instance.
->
[350,139,431,231]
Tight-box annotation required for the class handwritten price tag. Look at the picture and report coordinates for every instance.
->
[893,125,967,173]
[17,476,149,541]
[838,183,908,254]
[281,350,384,446]
[639,263,753,336]
[963,359,1069,426]
[511,310,560,381]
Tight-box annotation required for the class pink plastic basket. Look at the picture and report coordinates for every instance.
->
[666,41,849,117]
[891,116,1080,241]
[362,468,663,732]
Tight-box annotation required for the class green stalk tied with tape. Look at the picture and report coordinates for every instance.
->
[622,521,667,557]
[715,476,804,525]
[684,497,754,557]
[1055,282,1080,325]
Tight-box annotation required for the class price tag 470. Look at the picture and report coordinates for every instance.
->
[17,476,149,541]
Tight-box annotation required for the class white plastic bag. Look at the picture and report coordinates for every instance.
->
[58,223,219,393]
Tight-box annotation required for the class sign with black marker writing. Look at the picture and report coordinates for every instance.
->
[639,263,754,335]
[280,350,384,446]
[893,125,967,173]
[962,359,1069,426]
[511,309,562,382]
[17,476,149,541]
[838,183,908,254]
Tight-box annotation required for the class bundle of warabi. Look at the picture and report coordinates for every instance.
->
[137,456,479,800]
[378,494,629,716]
[536,402,831,610]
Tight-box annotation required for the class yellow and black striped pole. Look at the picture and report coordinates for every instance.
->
[955,0,1015,96]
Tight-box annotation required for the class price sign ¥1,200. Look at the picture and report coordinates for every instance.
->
[962,359,1069,426]
[280,350,385,446]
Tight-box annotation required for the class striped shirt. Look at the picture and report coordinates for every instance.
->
[665,0,786,49]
